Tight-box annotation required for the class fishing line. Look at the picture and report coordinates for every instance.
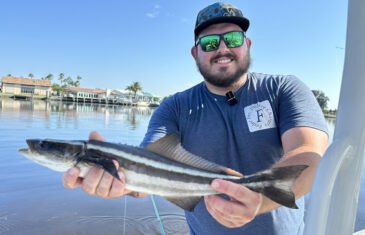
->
[150,195,166,235]
[123,196,127,235]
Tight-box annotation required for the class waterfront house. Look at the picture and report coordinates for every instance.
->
[113,89,160,104]
[64,86,106,99]
[1,76,52,97]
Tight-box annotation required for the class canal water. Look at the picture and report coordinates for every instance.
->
[0,98,364,234]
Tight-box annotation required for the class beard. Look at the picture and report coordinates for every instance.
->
[196,52,251,88]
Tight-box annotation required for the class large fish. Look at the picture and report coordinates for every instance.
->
[19,134,307,211]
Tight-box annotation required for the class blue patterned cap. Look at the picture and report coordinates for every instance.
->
[194,2,250,38]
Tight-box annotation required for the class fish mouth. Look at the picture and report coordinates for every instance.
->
[19,148,30,153]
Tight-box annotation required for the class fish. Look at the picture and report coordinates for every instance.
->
[18,134,308,211]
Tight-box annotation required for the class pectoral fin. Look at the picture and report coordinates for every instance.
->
[77,150,121,181]
[164,196,202,212]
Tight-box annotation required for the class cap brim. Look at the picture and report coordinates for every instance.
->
[194,16,250,38]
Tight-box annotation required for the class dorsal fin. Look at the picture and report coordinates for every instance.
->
[145,134,242,177]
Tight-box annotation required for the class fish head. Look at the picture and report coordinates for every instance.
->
[19,139,86,173]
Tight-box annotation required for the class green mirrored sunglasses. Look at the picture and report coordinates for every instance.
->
[195,31,245,52]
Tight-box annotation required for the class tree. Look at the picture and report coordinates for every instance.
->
[73,75,82,87]
[52,83,62,94]
[312,90,330,111]
[125,82,142,98]
[58,73,65,87]
[28,73,34,79]
[44,73,53,81]
[64,76,73,87]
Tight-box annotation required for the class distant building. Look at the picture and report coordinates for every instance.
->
[113,89,160,103]
[64,86,107,99]
[1,76,52,96]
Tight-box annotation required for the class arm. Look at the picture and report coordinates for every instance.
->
[63,131,147,199]
[204,126,328,228]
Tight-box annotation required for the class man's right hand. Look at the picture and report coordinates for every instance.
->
[62,131,133,199]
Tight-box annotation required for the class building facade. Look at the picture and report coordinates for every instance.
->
[1,76,52,96]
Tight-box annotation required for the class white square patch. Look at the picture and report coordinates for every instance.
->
[244,100,276,132]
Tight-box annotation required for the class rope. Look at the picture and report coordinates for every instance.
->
[150,195,166,235]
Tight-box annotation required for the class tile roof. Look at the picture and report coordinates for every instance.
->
[64,86,106,94]
[1,76,52,87]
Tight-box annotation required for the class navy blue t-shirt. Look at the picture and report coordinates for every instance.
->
[141,72,328,235]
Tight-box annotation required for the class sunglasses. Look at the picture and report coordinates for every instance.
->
[195,31,246,52]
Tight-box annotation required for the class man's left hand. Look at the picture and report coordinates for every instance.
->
[204,179,262,228]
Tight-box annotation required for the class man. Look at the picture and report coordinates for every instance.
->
[63,2,328,234]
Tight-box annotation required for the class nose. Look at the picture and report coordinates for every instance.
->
[216,38,230,53]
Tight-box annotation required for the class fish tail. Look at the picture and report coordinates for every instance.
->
[234,165,308,209]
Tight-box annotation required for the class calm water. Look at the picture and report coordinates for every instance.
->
[0,98,364,234]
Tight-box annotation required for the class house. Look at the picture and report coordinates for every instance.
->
[63,87,131,104]
[63,86,106,99]
[1,76,52,96]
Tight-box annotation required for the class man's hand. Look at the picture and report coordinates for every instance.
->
[62,131,132,198]
[204,179,262,228]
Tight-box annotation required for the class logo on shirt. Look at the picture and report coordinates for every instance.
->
[244,100,276,132]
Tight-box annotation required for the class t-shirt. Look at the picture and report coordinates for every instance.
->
[140,72,328,235]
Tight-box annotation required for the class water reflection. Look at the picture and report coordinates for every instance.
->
[0,97,154,130]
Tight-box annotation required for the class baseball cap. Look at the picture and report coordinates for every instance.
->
[194,2,250,38]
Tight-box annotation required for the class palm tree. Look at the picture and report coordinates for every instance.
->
[74,75,82,87]
[45,73,53,81]
[58,73,65,87]
[125,82,142,99]
[64,76,73,87]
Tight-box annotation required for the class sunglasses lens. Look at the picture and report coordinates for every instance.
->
[224,32,244,48]
[200,35,220,52]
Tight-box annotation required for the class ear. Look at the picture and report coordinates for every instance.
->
[245,37,252,48]
[191,46,197,59]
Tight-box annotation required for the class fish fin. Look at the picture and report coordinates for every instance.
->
[164,196,202,211]
[261,186,298,209]
[78,151,121,181]
[146,134,242,177]
[235,165,308,209]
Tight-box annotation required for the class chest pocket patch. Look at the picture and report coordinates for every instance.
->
[244,100,276,132]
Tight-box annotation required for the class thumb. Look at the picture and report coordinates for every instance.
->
[89,131,105,141]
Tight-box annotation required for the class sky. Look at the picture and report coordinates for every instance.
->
[0,0,348,109]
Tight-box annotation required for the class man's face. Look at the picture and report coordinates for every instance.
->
[192,23,251,88]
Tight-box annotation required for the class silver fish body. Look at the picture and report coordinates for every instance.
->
[19,135,307,211]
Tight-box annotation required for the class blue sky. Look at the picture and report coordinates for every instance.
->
[0,0,347,109]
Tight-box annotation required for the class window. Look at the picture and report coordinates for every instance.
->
[21,86,34,94]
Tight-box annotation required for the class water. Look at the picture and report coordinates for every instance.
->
[0,98,364,234]
[0,98,188,235]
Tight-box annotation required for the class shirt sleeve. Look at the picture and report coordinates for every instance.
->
[139,96,179,147]
[278,75,329,136]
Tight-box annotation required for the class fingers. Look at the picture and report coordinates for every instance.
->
[81,160,130,198]
[109,170,132,198]
[211,179,262,207]
[205,195,252,228]
[89,131,105,141]
[204,179,263,228]
[64,132,131,199]
[82,166,105,195]
[63,167,82,189]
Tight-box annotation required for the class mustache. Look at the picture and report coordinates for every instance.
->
[211,53,236,62]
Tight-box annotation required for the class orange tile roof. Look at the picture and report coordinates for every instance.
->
[1,76,52,87]
[64,86,106,94]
